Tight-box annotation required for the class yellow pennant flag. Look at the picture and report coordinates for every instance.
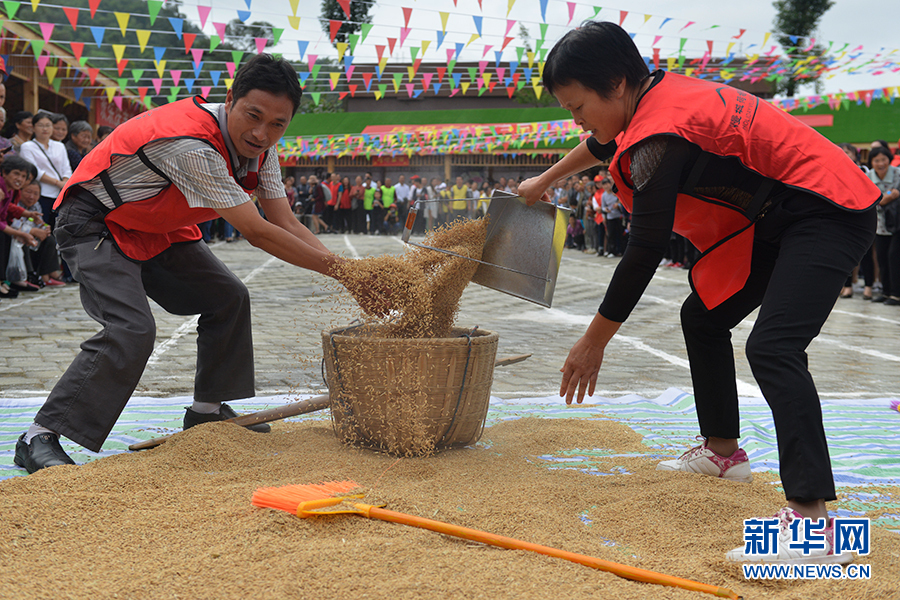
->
[685,68,694,78]
[224,78,234,89]
[532,82,543,100]
[439,11,449,32]
[336,42,348,59]
[719,70,734,80]
[461,81,471,95]
[155,59,167,78]
[526,51,535,68]
[378,57,388,71]
[112,44,127,63]
[329,72,341,90]
[747,53,759,63]
[762,32,771,48]
[482,73,492,87]
[507,0,516,17]
[106,87,117,102]
[31,0,39,11]
[466,33,479,47]
[391,76,400,93]
[644,14,652,25]
[421,40,430,55]
[115,12,130,36]
[137,30,151,53]
[726,42,735,55]
[45,66,57,84]
[289,0,300,15]
[538,61,545,77]
[288,16,301,30]
[374,90,383,100]
[407,66,416,81]
[666,56,676,71]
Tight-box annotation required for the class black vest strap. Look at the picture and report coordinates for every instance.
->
[99,170,123,207]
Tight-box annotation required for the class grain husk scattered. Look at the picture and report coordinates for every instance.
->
[2,416,897,600]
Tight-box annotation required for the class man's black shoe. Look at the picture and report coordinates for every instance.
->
[183,403,271,433]
[14,433,77,474]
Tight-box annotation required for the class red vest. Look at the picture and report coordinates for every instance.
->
[56,97,262,261]
[611,72,880,309]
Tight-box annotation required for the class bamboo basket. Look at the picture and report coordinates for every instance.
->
[322,324,499,457]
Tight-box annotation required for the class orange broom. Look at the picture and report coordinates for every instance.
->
[251,481,742,600]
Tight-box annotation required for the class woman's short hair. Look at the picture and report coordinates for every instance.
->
[543,21,649,98]
[868,146,894,167]
[2,155,38,179]
[32,110,56,125]
[68,120,92,137]
[231,53,303,115]
[837,143,859,164]
[49,112,69,125]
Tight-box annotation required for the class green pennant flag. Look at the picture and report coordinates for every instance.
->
[30,39,45,57]
[517,80,526,90]
[516,46,525,62]
[3,1,20,20]
[392,72,403,86]
[593,6,602,18]
[478,86,487,96]
[467,66,477,81]
[210,35,220,52]
[131,69,144,82]
[539,48,548,61]
[360,23,374,43]
[272,52,282,60]
[117,78,128,92]
[144,97,153,109]
[535,40,543,54]
[311,64,322,79]
[231,51,244,66]
[377,83,387,96]
[79,56,88,67]
[310,92,321,106]
[447,60,456,72]
[348,33,360,54]
[540,23,548,39]
[410,47,419,61]
[52,78,62,93]
[147,0,163,26]
[167,86,182,103]
[272,28,284,45]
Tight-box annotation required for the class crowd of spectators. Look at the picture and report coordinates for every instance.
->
[0,81,112,300]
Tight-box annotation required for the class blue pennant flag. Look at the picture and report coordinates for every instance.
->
[193,62,203,78]
[473,16,483,37]
[297,41,308,61]
[90,27,105,48]
[168,17,184,40]
[540,0,548,21]
[184,78,195,94]
[153,47,166,62]
[210,71,221,87]
[237,10,251,22]
[494,51,503,68]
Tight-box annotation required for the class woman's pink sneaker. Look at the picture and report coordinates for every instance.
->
[656,438,753,482]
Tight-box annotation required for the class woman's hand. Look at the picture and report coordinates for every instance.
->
[16,230,37,247]
[30,227,49,242]
[517,176,552,206]
[559,333,607,404]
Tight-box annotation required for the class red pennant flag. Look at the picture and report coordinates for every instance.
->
[63,7,80,30]
[337,0,350,18]
[89,0,102,19]
[329,20,342,43]
[70,41,84,63]
[707,40,713,54]
[339,91,348,100]
[733,28,746,40]
[361,73,372,89]
[184,33,197,53]
[436,66,446,82]
[619,11,628,27]
[387,37,396,55]
[652,47,660,70]
[88,67,100,85]
[375,44,385,61]
[501,36,514,51]
[138,87,148,102]
[117,59,128,77]
[402,7,412,27]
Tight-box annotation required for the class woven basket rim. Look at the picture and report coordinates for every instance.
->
[323,325,498,346]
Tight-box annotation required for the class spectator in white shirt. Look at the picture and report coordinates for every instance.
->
[19,111,72,229]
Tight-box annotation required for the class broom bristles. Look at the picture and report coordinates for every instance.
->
[251,480,361,513]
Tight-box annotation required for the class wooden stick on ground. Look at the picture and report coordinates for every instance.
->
[127,353,532,452]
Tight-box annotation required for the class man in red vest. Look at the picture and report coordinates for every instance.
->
[15,54,385,474]
[519,22,879,565]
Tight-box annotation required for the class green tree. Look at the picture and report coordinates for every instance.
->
[772,0,834,97]
[513,23,555,108]
[319,0,373,46]
[224,19,275,53]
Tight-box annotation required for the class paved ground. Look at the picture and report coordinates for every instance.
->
[2,233,898,401]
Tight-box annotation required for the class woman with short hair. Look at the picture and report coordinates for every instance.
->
[19,111,72,230]
[518,21,880,565]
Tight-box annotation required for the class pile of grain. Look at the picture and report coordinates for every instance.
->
[333,218,487,339]
[2,417,897,599]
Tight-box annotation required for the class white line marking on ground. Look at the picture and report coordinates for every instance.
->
[0,288,65,312]
[343,235,360,259]
[146,256,279,366]
[814,336,900,363]
[830,308,900,326]
[500,307,762,397]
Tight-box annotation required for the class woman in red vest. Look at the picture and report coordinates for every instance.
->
[519,22,880,565]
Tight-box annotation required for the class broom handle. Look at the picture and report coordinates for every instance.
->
[353,504,740,600]
[127,394,331,451]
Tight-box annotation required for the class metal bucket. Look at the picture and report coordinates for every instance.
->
[402,190,568,307]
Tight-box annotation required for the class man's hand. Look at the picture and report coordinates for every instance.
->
[30,227,49,242]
